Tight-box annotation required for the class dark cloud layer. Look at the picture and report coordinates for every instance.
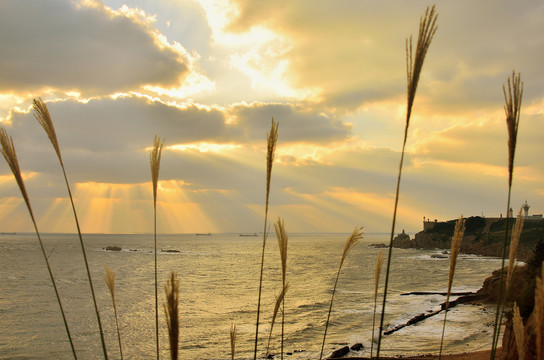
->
[0,0,188,95]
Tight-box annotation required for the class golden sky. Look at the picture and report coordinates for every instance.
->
[0,0,542,233]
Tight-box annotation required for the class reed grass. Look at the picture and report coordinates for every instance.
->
[265,283,290,359]
[377,6,437,359]
[490,72,523,359]
[512,302,525,360]
[104,266,123,360]
[164,272,180,360]
[0,127,77,358]
[230,324,237,360]
[319,227,364,360]
[150,135,165,359]
[506,209,524,289]
[254,118,279,360]
[439,216,465,359]
[274,217,289,360]
[370,251,384,359]
[535,264,544,360]
[33,98,108,359]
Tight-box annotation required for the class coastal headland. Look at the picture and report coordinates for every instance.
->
[392,216,544,261]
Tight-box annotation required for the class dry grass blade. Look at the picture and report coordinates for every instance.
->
[370,251,385,359]
[535,264,544,360]
[104,266,123,360]
[320,227,363,360]
[33,98,62,162]
[150,135,165,360]
[0,127,77,358]
[164,272,180,360]
[33,99,108,359]
[254,118,279,360]
[439,216,465,359]
[378,7,437,359]
[512,302,525,360]
[491,72,524,359]
[275,217,288,285]
[265,283,290,359]
[405,5,438,127]
[274,217,288,359]
[150,135,165,207]
[503,71,523,188]
[230,324,237,360]
[506,209,524,288]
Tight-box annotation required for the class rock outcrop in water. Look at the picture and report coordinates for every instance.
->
[392,216,544,261]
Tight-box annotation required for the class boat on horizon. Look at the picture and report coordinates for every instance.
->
[239,233,258,237]
[195,233,212,236]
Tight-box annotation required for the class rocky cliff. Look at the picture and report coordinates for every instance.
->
[392,216,544,261]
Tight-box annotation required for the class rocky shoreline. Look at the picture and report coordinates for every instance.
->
[392,216,544,261]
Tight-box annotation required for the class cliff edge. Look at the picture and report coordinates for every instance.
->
[392,216,544,261]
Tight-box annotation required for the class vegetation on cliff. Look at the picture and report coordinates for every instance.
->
[393,216,544,261]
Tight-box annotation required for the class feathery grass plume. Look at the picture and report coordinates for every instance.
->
[533,264,544,356]
[104,266,123,360]
[265,283,289,359]
[0,127,77,358]
[254,118,279,360]
[370,251,384,360]
[319,227,364,360]
[439,216,465,359]
[274,217,288,360]
[230,324,237,360]
[377,6,437,359]
[490,72,524,359]
[150,135,165,360]
[512,302,525,360]
[164,272,180,360]
[33,98,107,359]
[506,209,524,289]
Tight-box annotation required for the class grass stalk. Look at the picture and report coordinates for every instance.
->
[254,118,279,360]
[370,251,384,360]
[0,127,77,359]
[164,272,180,360]
[230,324,237,360]
[490,72,523,359]
[535,264,544,360]
[150,135,165,360]
[512,302,525,360]
[33,98,107,359]
[274,217,288,360]
[376,6,437,359]
[439,216,465,359]
[319,227,364,360]
[265,283,289,359]
[104,266,123,360]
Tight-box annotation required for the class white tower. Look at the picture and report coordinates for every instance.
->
[522,200,530,217]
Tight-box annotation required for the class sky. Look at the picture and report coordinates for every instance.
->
[0,0,542,234]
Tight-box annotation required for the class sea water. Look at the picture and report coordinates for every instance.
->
[0,233,502,359]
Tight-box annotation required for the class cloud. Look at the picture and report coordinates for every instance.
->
[0,0,189,96]
[225,0,544,112]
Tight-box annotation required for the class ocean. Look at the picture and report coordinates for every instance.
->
[0,232,503,359]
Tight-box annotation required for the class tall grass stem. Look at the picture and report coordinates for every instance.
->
[319,227,363,360]
[376,6,437,359]
[254,118,278,360]
[490,72,523,359]
[438,216,465,359]
[150,135,165,359]
[370,251,384,359]
[164,272,180,360]
[0,128,77,359]
[104,266,123,360]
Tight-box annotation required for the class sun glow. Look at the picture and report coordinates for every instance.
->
[168,142,241,153]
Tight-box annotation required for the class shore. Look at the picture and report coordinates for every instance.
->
[335,348,500,359]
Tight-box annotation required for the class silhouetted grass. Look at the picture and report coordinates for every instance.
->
[0,127,77,359]
[33,98,108,359]
[377,5,438,359]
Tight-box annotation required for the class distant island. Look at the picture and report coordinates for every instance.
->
[393,212,544,261]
